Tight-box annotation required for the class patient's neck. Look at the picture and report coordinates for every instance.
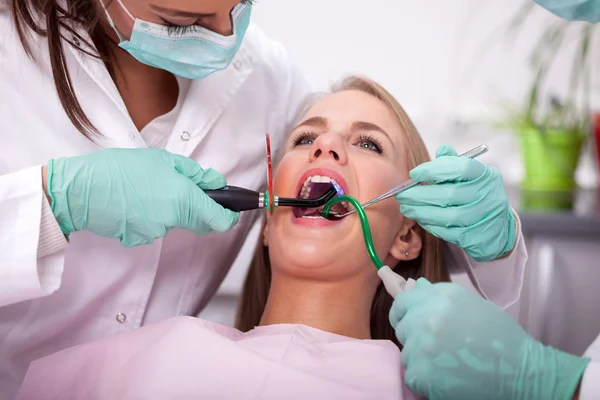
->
[260,272,375,340]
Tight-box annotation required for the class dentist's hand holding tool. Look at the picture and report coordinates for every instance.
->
[389,278,590,400]
[395,145,516,262]
[45,148,239,247]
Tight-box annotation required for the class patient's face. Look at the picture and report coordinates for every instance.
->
[265,90,416,282]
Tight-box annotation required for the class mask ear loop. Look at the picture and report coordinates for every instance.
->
[265,133,274,215]
[99,0,135,39]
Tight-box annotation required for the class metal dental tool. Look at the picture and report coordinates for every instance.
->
[324,144,489,220]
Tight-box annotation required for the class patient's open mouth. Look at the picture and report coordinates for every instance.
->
[293,175,350,218]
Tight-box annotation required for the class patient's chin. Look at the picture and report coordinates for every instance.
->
[269,241,372,281]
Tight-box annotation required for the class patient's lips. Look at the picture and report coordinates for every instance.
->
[291,168,351,225]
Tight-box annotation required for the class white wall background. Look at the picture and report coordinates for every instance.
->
[200,0,600,325]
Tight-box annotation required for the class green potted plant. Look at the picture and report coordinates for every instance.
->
[499,4,594,198]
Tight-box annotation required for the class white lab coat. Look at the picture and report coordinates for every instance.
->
[579,336,600,399]
[0,6,527,398]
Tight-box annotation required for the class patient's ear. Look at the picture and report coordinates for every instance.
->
[387,219,422,262]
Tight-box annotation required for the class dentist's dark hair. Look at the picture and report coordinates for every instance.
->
[10,0,112,139]
[236,76,451,349]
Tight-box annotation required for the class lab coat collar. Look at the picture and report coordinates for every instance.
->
[65,28,131,121]
[62,18,257,154]
[164,46,257,157]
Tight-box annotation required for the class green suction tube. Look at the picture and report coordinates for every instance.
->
[321,195,384,270]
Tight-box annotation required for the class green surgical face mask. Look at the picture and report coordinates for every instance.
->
[100,0,252,79]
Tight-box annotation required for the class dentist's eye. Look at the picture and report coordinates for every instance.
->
[292,131,318,146]
[356,134,383,154]
[160,19,199,36]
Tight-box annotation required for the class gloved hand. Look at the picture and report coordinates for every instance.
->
[390,278,590,400]
[532,0,600,23]
[47,148,239,247]
[395,144,516,262]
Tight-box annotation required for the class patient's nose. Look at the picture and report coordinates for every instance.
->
[309,134,348,165]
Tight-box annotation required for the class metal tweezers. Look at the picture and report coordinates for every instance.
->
[327,144,489,219]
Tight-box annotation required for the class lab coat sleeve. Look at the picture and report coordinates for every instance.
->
[0,166,67,307]
[446,208,527,309]
[580,362,600,400]
[580,335,600,400]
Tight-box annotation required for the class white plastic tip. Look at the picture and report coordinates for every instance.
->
[378,265,415,298]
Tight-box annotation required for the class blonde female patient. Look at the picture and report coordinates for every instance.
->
[18,77,447,400]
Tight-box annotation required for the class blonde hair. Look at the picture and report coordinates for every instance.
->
[235,76,450,348]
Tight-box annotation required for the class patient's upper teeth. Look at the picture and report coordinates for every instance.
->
[299,175,346,198]
[310,175,331,184]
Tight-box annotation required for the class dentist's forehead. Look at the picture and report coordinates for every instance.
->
[145,0,241,14]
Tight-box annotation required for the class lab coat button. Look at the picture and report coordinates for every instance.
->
[116,313,126,323]
[233,60,242,70]
[128,131,135,140]
[181,131,190,141]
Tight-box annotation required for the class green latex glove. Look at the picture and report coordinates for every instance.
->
[389,279,590,400]
[48,148,239,247]
[395,144,516,262]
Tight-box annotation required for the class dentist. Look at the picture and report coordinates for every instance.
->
[389,4,599,400]
[0,0,526,396]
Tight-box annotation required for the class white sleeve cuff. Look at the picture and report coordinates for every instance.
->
[580,361,600,400]
[37,192,68,259]
[469,208,526,307]
[0,166,65,306]
[446,208,528,309]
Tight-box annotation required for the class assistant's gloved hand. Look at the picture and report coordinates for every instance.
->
[390,279,590,400]
[533,0,600,23]
[395,145,516,262]
[47,148,239,247]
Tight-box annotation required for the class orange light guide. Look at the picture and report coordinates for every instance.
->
[266,133,274,215]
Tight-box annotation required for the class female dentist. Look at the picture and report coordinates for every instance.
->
[0,0,526,396]
[389,6,598,400]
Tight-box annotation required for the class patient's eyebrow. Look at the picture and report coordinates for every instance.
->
[351,121,392,143]
[292,116,328,131]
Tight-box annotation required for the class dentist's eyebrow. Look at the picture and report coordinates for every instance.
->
[149,4,216,18]
[292,116,328,131]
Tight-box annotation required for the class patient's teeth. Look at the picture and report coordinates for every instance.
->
[298,174,347,199]
[309,175,332,184]
[342,201,349,209]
